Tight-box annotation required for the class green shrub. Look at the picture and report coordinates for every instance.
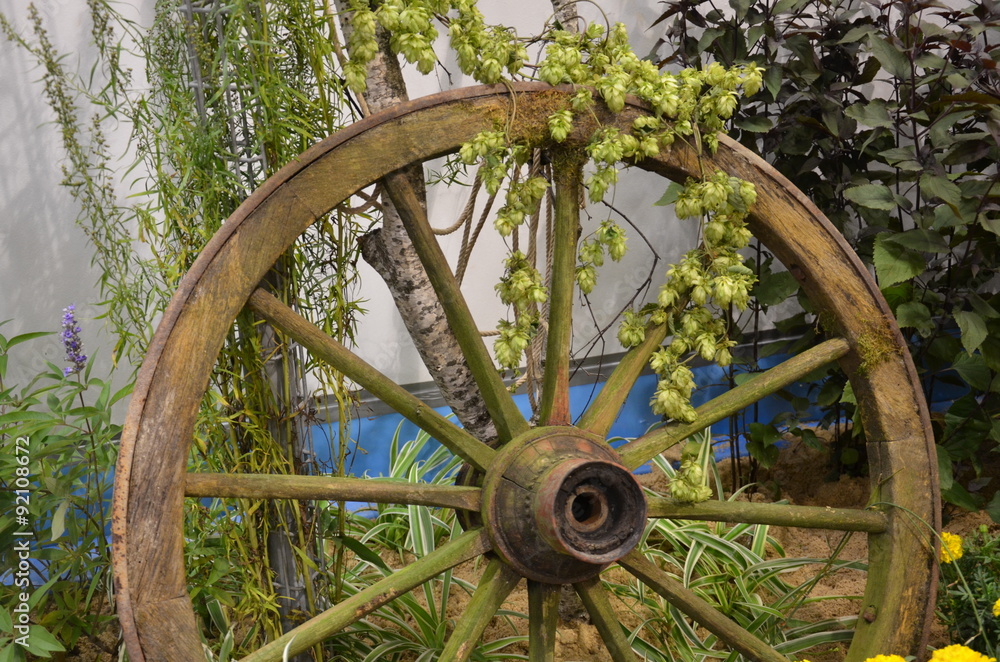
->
[652,0,1000,514]
[0,316,128,660]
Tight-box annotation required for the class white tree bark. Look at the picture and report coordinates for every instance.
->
[334,0,497,442]
[551,0,580,31]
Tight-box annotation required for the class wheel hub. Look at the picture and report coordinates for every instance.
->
[481,428,647,583]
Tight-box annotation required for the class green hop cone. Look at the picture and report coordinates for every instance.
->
[670,458,712,504]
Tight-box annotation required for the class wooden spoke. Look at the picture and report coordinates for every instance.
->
[619,550,788,662]
[248,288,495,472]
[115,85,937,662]
[527,580,560,662]
[619,337,850,470]
[185,473,481,511]
[382,170,529,444]
[538,156,585,426]
[575,577,638,662]
[239,529,491,662]
[439,558,521,662]
[647,497,888,533]
[576,322,668,437]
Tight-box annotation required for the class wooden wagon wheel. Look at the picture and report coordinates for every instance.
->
[111,83,939,662]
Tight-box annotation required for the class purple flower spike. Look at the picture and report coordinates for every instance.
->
[62,305,88,377]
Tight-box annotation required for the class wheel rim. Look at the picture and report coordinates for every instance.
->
[111,82,939,661]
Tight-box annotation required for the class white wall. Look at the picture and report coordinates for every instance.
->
[0,0,118,386]
[0,0,686,393]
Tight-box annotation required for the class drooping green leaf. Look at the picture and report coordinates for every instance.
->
[881,282,913,311]
[838,25,874,44]
[814,379,844,407]
[763,64,782,100]
[49,501,69,542]
[754,270,799,306]
[869,36,910,79]
[980,216,1000,236]
[881,228,950,253]
[952,351,992,391]
[22,625,66,656]
[772,0,812,13]
[895,301,934,336]
[0,644,20,662]
[654,182,685,207]
[746,422,781,468]
[943,395,992,461]
[930,110,972,148]
[845,101,893,128]
[987,492,1000,524]
[697,27,727,53]
[954,310,988,354]
[942,90,1000,105]
[934,204,964,229]
[729,0,751,20]
[941,482,980,511]
[7,331,54,349]
[873,234,925,288]
[0,411,55,426]
[844,184,897,210]
[919,173,962,208]
[970,293,1000,318]
[936,445,954,492]
[981,336,1000,372]
[879,146,917,164]
[735,115,773,132]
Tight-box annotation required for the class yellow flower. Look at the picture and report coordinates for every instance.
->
[940,531,964,564]
[863,656,907,662]
[993,597,1000,618]
[930,644,997,662]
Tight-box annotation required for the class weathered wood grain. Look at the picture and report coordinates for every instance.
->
[647,497,888,532]
[538,155,585,426]
[113,83,937,661]
[185,472,482,511]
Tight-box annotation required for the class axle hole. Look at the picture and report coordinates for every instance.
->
[567,486,607,531]
[571,494,597,522]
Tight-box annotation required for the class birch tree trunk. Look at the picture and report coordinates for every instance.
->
[334,0,497,442]
[551,0,580,30]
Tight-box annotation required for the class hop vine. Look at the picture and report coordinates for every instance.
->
[344,0,526,93]
[577,220,627,295]
[341,0,763,406]
[640,171,758,423]
[493,251,547,371]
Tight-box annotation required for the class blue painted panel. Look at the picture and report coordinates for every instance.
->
[307,354,820,479]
